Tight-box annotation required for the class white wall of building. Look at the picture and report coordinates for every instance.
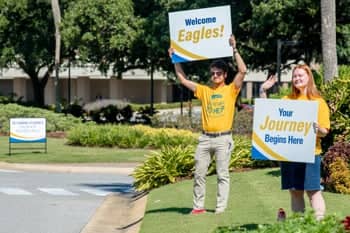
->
[0,66,292,105]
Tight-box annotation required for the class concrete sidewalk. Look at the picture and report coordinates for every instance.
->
[0,162,148,233]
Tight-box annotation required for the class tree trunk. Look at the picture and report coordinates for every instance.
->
[31,79,45,107]
[150,64,154,116]
[51,0,61,111]
[16,60,53,107]
[321,0,338,82]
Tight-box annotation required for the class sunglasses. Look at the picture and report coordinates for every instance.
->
[210,71,223,76]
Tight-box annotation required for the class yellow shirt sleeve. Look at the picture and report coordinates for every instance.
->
[318,98,330,130]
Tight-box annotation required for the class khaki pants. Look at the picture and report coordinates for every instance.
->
[193,134,234,211]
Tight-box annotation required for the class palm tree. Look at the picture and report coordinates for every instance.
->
[51,0,61,111]
[321,0,338,82]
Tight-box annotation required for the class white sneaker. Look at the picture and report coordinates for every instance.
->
[215,208,225,214]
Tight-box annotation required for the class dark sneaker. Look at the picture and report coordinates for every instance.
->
[190,208,206,215]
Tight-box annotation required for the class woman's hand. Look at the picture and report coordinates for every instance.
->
[261,75,277,91]
[313,122,329,137]
[259,75,277,98]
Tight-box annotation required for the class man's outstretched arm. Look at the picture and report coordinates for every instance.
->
[169,48,197,92]
[229,35,247,89]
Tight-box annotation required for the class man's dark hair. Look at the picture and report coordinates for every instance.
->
[210,60,228,73]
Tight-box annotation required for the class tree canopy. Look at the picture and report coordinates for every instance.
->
[239,0,350,72]
[61,0,142,77]
[0,0,56,106]
[0,0,349,106]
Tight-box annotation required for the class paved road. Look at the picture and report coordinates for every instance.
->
[0,168,134,233]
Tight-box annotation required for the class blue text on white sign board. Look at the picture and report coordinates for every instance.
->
[168,5,232,63]
[252,99,318,163]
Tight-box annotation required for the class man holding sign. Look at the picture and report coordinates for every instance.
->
[168,34,247,214]
[259,64,330,220]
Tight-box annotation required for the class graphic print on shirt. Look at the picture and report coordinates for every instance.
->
[206,93,225,117]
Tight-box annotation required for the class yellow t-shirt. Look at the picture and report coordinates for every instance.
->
[283,95,330,155]
[195,82,240,132]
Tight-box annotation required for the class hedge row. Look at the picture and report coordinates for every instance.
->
[0,103,82,133]
[66,124,198,149]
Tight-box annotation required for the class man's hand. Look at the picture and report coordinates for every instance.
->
[168,48,174,58]
[229,34,236,48]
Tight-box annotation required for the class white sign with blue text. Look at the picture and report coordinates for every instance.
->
[168,5,232,63]
[252,99,318,163]
[10,118,46,143]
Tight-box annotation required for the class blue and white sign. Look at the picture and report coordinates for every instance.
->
[168,5,232,63]
[10,118,46,143]
[252,99,318,163]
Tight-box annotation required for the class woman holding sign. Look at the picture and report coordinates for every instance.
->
[169,35,247,215]
[260,64,330,220]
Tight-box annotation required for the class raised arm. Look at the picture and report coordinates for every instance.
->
[229,35,247,89]
[168,48,197,92]
[259,75,277,98]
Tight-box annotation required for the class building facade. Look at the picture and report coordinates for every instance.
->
[0,65,292,106]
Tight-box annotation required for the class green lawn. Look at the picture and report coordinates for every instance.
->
[140,168,350,233]
[0,136,149,163]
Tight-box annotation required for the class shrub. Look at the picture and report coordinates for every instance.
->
[322,141,350,193]
[328,158,350,194]
[214,211,347,233]
[66,124,198,149]
[0,93,23,104]
[151,110,202,132]
[0,103,82,133]
[132,106,158,125]
[83,99,134,124]
[320,72,350,148]
[132,145,195,191]
[132,134,277,191]
[269,85,291,99]
[233,109,253,135]
[63,103,84,118]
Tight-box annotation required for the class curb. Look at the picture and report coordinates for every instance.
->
[81,192,148,233]
[0,162,138,175]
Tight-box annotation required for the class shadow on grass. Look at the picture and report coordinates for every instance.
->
[266,169,280,177]
[79,182,133,194]
[145,207,193,215]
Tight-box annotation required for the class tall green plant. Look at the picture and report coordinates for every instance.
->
[320,68,350,148]
[132,145,195,191]
[132,135,277,191]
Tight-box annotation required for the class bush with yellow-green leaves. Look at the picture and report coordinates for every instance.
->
[67,124,198,148]
[133,145,195,191]
[67,124,276,191]
[132,135,276,191]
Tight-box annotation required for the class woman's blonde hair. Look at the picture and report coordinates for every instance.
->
[289,64,321,99]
